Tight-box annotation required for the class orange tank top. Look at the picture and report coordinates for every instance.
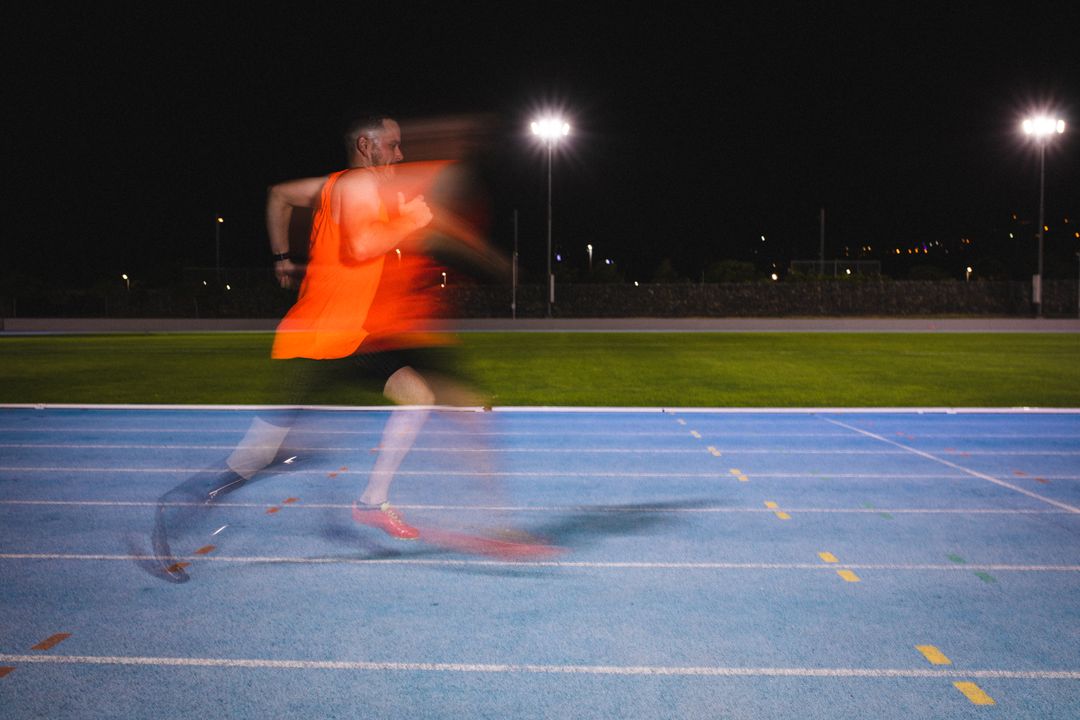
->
[271,166,449,359]
[271,169,387,359]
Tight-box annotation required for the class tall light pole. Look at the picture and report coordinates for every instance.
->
[587,243,593,274]
[531,117,570,317]
[1022,115,1065,317]
[215,215,224,285]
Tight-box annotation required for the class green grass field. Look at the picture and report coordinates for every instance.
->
[1,332,1078,407]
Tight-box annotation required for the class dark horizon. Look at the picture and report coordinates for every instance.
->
[7,4,1080,290]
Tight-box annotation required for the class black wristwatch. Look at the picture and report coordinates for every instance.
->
[272,252,291,262]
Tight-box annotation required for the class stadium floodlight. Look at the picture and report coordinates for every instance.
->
[1022,115,1066,317]
[531,117,570,317]
[121,273,129,291]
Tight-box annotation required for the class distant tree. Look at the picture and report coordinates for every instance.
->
[972,257,1009,280]
[704,259,756,283]
[591,260,624,284]
[907,264,951,281]
[652,258,683,283]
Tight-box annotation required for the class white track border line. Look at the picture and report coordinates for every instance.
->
[0,466,991,478]
[2,553,1080,572]
[3,403,1080,413]
[3,442,1077,456]
[6,467,1080,482]
[0,652,1077,679]
[0,499,1073,514]
[822,417,1080,514]
[2,428,1078,440]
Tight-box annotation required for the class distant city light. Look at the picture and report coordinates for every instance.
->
[770,273,778,281]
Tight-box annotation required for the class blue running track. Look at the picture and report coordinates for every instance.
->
[1,406,1078,718]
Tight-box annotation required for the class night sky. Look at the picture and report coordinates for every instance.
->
[8,3,1080,288]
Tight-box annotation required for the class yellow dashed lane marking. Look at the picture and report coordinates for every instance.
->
[729,468,749,482]
[915,645,952,665]
[818,552,858,581]
[194,545,216,555]
[0,666,13,678]
[953,681,995,705]
[706,446,722,457]
[690,430,702,439]
[764,501,790,520]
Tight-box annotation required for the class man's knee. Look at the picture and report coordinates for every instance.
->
[383,366,435,406]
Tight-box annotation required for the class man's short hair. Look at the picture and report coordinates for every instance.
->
[343,113,395,157]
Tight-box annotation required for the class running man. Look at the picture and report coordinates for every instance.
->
[144,114,542,582]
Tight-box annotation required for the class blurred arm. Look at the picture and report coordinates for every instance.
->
[422,207,511,282]
[337,170,433,262]
[266,176,325,288]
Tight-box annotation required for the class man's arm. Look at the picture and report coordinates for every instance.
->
[266,176,326,288]
[420,207,512,282]
[336,170,433,262]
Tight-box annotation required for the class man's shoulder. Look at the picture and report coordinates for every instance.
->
[331,167,379,196]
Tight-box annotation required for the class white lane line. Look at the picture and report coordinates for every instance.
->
[0,428,717,437]
[0,500,1071,514]
[3,428,1077,441]
[7,466,1080,482]
[5,442,1078,456]
[0,428,781,437]
[0,467,904,479]
[2,553,1079,572]
[0,653,1077,679]
[822,417,1080,514]
[4,466,1079,483]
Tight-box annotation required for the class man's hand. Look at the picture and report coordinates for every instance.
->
[274,259,301,289]
[398,192,433,232]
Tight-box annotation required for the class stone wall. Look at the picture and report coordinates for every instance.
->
[3,280,1078,319]
[446,280,1079,318]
